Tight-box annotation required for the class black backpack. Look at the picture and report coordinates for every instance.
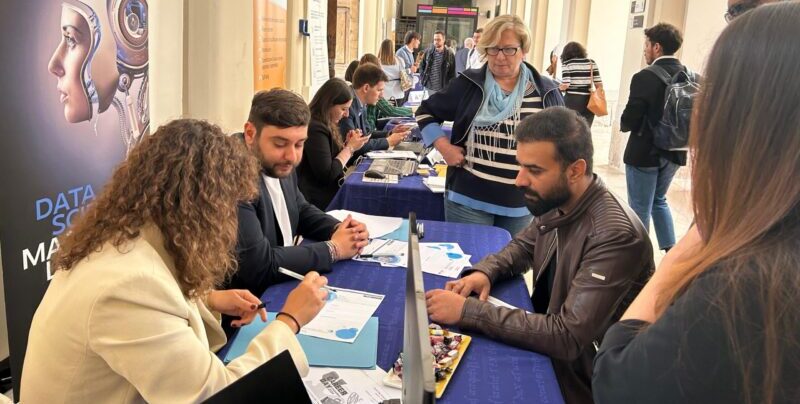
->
[645,65,701,151]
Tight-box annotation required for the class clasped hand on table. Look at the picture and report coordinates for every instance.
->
[426,271,491,325]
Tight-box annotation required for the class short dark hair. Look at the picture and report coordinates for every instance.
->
[515,107,593,175]
[404,31,420,45]
[434,30,445,38]
[561,41,587,62]
[474,28,483,34]
[352,63,388,88]
[644,23,683,55]
[248,89,310,133]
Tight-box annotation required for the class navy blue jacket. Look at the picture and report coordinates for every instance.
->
[338,89,390,159]
[415,63,564,210]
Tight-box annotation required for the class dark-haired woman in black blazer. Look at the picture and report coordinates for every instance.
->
[298,78,369,210]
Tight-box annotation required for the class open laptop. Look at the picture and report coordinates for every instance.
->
[394,141,426,154]
[382,212,436,404]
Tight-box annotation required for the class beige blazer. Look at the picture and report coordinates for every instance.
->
[20,225,308,403]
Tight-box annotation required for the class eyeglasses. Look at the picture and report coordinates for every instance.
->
[724,2,756,23]
[485,46,520,56]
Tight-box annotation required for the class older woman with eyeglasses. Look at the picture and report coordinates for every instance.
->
[724,0,779,22]
[414,15,564,235]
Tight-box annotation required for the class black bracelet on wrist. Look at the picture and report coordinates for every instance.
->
[277,311,301,334]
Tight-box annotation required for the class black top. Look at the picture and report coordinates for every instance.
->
[561,58,602,95]
[620,57,688,167]
[593,264,800,403]
[297,120,345,210]
[531,255,556,314]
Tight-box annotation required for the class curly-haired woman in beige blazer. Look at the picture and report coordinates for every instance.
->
[21,119,328,403]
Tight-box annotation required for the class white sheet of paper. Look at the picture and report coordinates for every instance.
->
[423,176,445,193]
[326,210,402,238]
[300,287,384,343]
[355,239,409,267]
[420,250,471,278]
[303,367,400,403]
[355,240,472,278]
[365,150,418,160]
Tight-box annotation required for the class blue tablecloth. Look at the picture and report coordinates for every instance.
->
[219,220,564,403]
[326,160,445,221]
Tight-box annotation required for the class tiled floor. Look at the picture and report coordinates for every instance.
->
[592,122,694,263]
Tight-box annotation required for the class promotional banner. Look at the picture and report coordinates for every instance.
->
[308,0,330,97]
[0,0,149,399]
[254,0,288,90]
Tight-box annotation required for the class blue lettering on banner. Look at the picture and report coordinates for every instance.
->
[34,184,95,236]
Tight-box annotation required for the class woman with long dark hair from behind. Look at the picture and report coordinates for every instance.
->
[593,3,800,403]
[298,78,369,209]
[20,119,329,402]
[559,41,603,126]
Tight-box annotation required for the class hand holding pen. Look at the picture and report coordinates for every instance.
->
[276,269,331,334]
[206,289,267,328]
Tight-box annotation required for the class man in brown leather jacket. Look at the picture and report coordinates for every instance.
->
[426,107,654,403]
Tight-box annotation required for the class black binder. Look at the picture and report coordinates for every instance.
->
[204,350,312,403]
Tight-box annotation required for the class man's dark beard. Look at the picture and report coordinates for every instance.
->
[253,145,292,178]
[519,174,571,216]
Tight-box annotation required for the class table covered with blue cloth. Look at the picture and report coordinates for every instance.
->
[326,160,445,221]
[220,220,564,403]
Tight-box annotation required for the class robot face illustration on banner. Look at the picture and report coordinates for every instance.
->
[47,0,149,152]
[48,0,119,123]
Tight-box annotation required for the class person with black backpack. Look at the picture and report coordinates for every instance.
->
[620,23,690,252]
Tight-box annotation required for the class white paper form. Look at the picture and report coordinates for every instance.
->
[355,240,473,278]
[423,176,445,193]
[326,210,403,238]
[355,239,409,267]
[365,150,418,160]
[420,242,472,278]
[300,287,385,343]
[303,367,400,403]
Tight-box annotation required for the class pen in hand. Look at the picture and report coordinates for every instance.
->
[278,267,337,293]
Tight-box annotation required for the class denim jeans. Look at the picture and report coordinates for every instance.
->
[625,158,680,249]
[444,198,533,237]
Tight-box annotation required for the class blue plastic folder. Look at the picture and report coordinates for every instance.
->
[224,313,378,369]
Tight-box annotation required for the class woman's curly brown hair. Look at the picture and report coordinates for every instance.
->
[52,119,260,298]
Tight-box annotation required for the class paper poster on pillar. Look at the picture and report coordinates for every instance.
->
[254,0,288,90]
[0,0,149,399]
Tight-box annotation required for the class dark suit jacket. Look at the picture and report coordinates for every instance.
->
[455,47,470,74]
[297,120,345,210]
[226,171,340,298]
[338,90,390,159]
[620,57,687,167]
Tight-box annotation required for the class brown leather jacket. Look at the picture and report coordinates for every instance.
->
[459,176,654,404]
